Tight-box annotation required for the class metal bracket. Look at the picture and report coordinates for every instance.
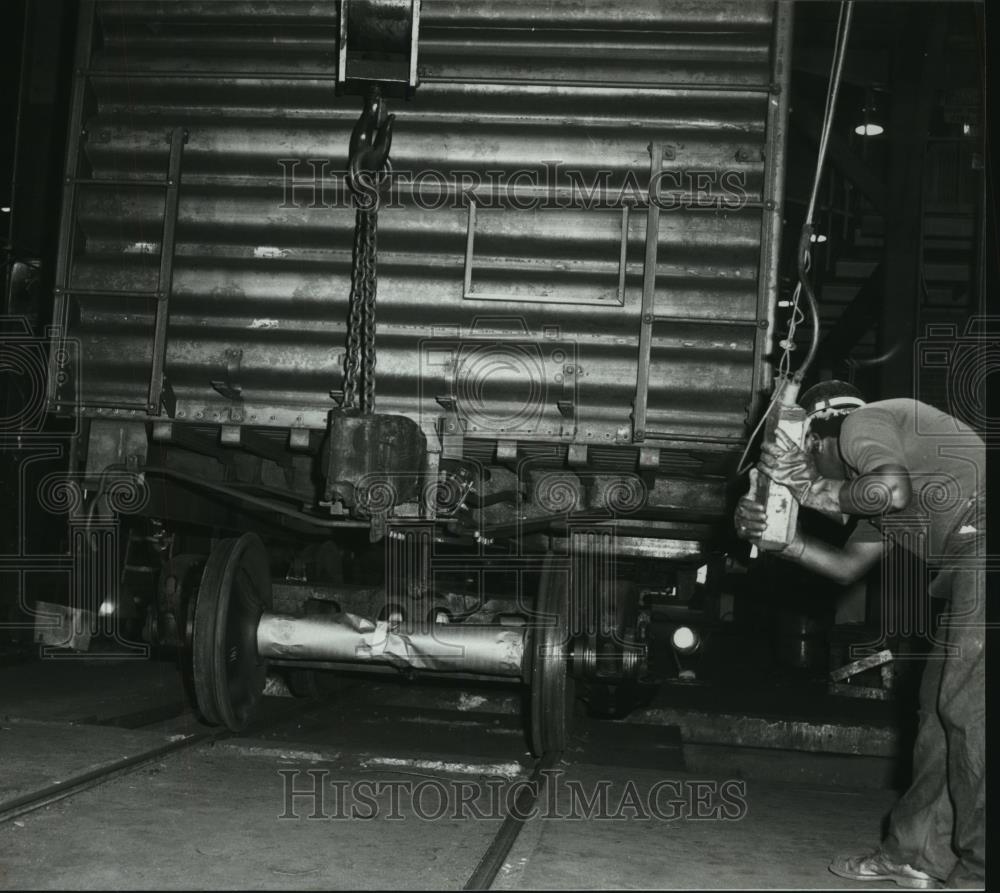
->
[557,364,577,439]
[435,394,465,459]
[289,429,315,452]
[159,379,177,419]
[210,348,245,422]
[496,441,518,469]
[638,446,660,485]
[638,447,660,470]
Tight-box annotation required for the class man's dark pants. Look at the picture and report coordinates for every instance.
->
[881,536,985,887]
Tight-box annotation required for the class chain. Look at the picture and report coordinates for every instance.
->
[360,210,378,413]
[342,208,367,411]
[340,88,393,415]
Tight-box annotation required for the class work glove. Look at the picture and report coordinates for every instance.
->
[735,469,803,555]
[757,428,822,504]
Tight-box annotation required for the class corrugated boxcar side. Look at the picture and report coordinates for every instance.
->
[49,0,792,528]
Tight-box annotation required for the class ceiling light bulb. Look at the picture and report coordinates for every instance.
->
[854,123,884,137]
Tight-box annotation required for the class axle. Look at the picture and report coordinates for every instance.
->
[257,612,529,679]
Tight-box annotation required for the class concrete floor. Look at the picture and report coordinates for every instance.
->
[0,658,905,890]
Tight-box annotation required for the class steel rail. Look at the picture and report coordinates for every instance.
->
[0,700,321,826]
[0,728,223,826]
[463,749,562,891]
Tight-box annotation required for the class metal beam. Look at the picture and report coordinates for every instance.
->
[815,261,885,367]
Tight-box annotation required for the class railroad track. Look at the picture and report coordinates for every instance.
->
[0,693,561,891]
[0,696,307,827]
[463,749,561,891]
[0,726,222,826]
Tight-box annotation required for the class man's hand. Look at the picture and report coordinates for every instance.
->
[735,469,804,556]
[735,497,767,546]
[758,428,822,504]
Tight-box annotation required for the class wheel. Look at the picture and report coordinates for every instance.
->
[171,556,208,715]
[529,554,575,757]
[192,533,272,731]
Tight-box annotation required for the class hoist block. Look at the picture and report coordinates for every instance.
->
[338,0,421,96]
[322,412,427,514]
[752,403,808,551]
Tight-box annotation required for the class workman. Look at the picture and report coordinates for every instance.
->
[735,380,985,889]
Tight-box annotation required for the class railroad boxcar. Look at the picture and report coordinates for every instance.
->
[46,0,793,752]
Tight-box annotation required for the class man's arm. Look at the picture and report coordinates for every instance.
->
[780,531,884,586]
[735,474,885,586]
[803,464,912,517]
[759,429,913,519]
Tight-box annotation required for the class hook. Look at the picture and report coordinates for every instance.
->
[349,87,395,179]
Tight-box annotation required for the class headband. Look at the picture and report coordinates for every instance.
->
[806,395,866,420]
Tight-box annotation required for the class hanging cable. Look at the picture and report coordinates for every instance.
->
[793,1,854,385]
[804,2,852,227]
[737,2,855,473]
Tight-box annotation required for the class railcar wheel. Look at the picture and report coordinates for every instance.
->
[529,554,575,757]
[192,533,272,731]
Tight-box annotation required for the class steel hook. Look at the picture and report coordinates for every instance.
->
[349,87,395,177]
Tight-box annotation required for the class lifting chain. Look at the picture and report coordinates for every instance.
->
[341,87,394,414]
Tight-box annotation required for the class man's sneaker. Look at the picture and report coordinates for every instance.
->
[829,850,943,889]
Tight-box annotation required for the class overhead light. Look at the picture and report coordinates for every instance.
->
[962,123,972,136]
[854,123,884,137]
[810,233,828,244]
[0,206,10,214]
[855,89,885,138]
[671,625,701,654]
